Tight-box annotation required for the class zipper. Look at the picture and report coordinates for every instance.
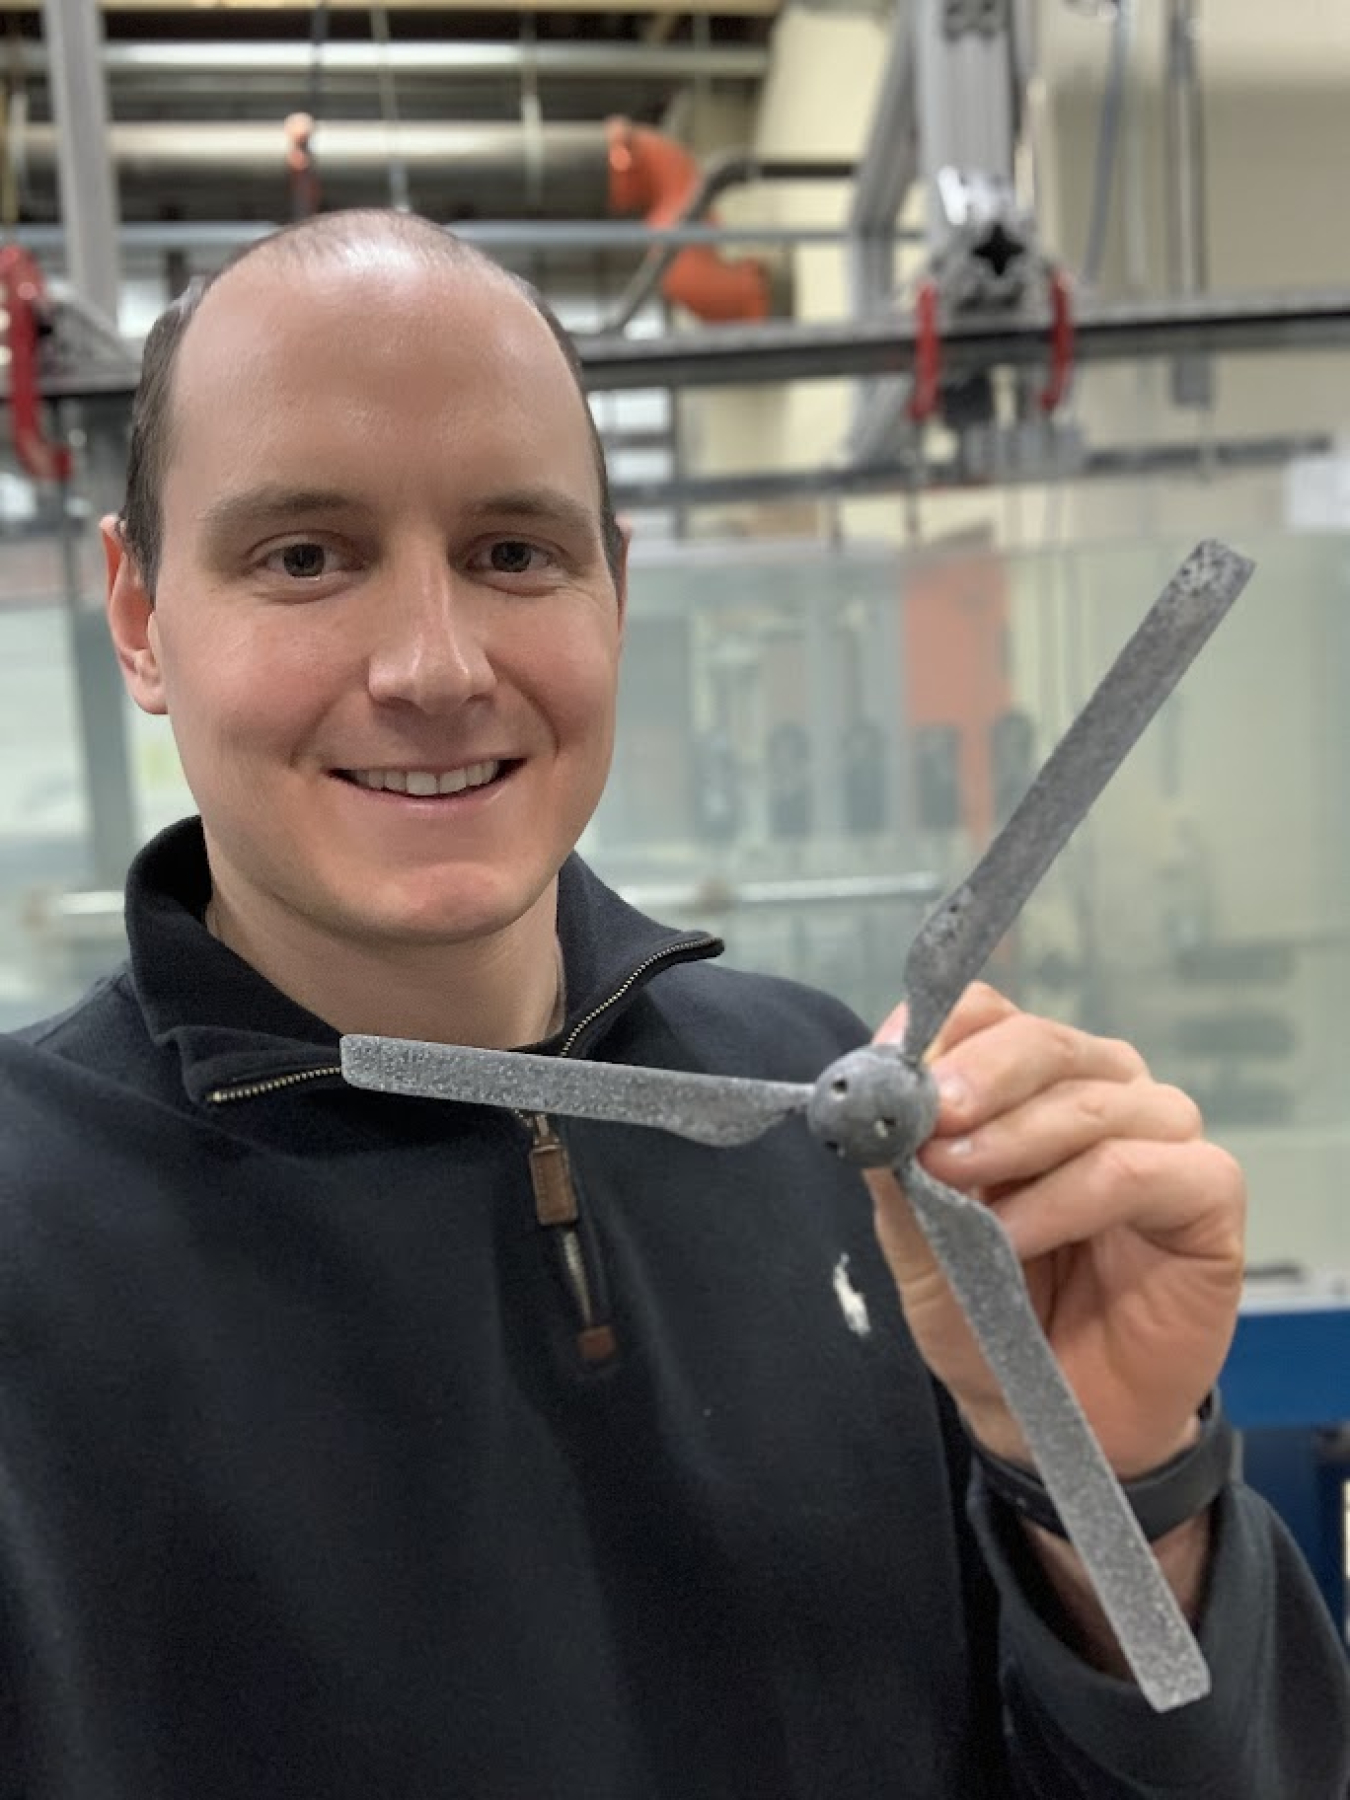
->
[205,934,719,1363]
[524,933,716,1366]
[207,1065,341,1105]
[201,936,715,1110]
[528,1112,616,1366]
[556,935,718,1059]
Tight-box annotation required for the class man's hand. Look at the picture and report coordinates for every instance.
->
[866,981,1246,1481]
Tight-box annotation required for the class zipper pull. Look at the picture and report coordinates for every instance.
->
[527,1116,616,1365]
[528,1115,578,1226]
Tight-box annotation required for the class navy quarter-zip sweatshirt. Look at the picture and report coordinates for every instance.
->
[1,819,1346,1798]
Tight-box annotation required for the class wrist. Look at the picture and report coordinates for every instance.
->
[969,1391,1234,1543]
[1027,1500,1214,1670]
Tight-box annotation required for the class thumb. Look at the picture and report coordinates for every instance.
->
[874,998,908,1048]
[865,1164,946,1292]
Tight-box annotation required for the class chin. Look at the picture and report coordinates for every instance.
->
[341,871,548,947]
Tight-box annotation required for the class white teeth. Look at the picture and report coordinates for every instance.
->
[349,760,502,796]
[441,760,500,793]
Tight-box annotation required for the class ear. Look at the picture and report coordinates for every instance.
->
[102,514,168,716]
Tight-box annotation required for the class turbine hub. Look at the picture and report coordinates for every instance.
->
[807,1044,939,1168]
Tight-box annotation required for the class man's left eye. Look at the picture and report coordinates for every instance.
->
[268,542,332,579]
[486,541,549,574]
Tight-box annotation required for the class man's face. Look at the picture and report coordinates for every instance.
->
[108,251,626,955]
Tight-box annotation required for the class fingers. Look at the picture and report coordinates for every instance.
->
[921,1075,1203,1192]
[867,980,1246,1480]
[880,980,1147,1111]
[977,1134,1246,1265]
[873,976,1242,1261]
[926,997,1148,1135]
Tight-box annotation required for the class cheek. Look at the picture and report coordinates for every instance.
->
[155,607,342,736]
[524,606,621,725]
[548,644,620,754]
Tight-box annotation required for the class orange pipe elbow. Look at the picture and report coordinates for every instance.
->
[605,117,771,324]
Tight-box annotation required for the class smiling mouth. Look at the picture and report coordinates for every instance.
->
[334,759,515,797]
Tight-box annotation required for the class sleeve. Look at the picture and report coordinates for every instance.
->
[968,1474,1350,1798]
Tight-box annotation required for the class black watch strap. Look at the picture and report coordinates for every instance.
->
[970,1391,1235,1543]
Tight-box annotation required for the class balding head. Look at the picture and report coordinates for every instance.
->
[118,209,623,595]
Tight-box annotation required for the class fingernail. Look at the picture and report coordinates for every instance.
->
[946,1134,975,1158]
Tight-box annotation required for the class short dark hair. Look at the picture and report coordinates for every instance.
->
[118,209,625,594]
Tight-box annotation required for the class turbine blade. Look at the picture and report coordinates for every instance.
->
[901,1161,1210,1712]
[340,1036,813,1148]
[903,539,1254,1061]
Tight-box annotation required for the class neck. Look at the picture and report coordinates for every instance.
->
[203,878,565,1050]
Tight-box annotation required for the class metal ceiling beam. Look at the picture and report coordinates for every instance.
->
[15,219,905,257]
[16,37,771,81]
[577,288,1350,390]
[609,432,1335,510]
[26,289,1350,403]
[10,0,781,13]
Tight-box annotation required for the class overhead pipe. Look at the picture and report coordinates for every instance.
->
[17,114,814,323]
[16,38,771,84]
[16,118,613,216]
[608,431,1335,511]
[598,136,856,330]
[603,119,773,324]
[18,118,611,182]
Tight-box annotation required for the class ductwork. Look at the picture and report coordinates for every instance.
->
[17,38,771,84]
[604,118,770,323]
[18,114,781,324]
[17,120,614,220]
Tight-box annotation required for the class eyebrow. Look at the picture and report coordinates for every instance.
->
[462,487,602,543]
[196,486,360,545]
[195,483,601,546]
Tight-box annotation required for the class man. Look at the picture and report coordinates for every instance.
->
[0,208,1345,1797]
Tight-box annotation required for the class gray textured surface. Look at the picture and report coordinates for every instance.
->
[341,1036,814,1148]
[902,539,1255,1060]
[805,1043,940,1166]
[904,1162,1210,1711]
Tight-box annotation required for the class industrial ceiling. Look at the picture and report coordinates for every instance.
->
[2,0,779,225]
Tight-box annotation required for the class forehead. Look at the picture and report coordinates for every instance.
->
[164,249,597,509]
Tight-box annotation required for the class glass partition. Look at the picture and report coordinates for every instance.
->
[3,527,1349,1275]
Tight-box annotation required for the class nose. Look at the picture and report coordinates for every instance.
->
[365,550,497,714]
